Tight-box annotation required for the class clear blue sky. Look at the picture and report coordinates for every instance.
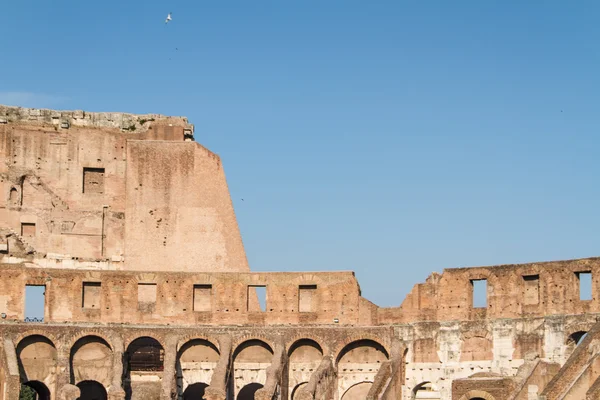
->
[3,1,599,310]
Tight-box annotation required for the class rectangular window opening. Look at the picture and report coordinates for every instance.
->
[82,282,101,309]
[83,167,105,194]
[248,285,266,312]
[24,285,45,322]
[138,283,157,305]
[471,279,487,308]
[21,222,36,238]
[577,271,592,301]
[523,274,540,305]
[299,284,317,313]
[193,284,212,312]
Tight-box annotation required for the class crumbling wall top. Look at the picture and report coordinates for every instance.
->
[0,104,194,136]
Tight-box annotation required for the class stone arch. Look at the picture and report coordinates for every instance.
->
[126,336,164,372]
[287,335,328,356]
[333,335,390,361]
[232,335,276,353]
[565,321,594,343]
[336,339,389,365]
[237,382,263,399]
[232,340,273,398]
[16,335,57,384]
[70,335,113,388]
[412,381,441,399]
[458,390,496,400]
[176,339,220,397]
[288,338,323,361]
[176,335,220,353]
[14,330,58,348]
[287,339,323,399]
[67,331,114,351]
[341,381,372,399]
[76,380,107,400]
[336,339,388,397]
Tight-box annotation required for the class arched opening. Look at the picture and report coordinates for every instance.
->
[9,187,20,205]
[177,339,219,398]
[566,330,589,358]
[126,337,164,371]
[231,340,273,399]
[412,381,441,399]
[70,336,112,388]
[288,339,322,399]
[336,339,387,400]
[76,380,107,400]
[568,331,588,346]
[183,382,209,400]
[336,339,389,364]
[125,337,164,400]
[291,382,308,400]
[20,381,50,400]
[341,382,372,400]
[17,336,57,388]
[237,382,263,400]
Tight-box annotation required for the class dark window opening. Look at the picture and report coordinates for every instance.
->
[127,337,164,372]
[83,167,105,194]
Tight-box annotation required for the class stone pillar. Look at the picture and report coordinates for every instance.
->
[205,335,233,400]
[108,336,126,400]
[161,335,179,400]
[56,345,76,400]
[57,384,80,400]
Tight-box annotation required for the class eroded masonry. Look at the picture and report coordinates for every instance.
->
[1,106,599,400]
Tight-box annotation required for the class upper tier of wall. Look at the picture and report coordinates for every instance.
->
[378,257,600,323]
[0,105,249,272]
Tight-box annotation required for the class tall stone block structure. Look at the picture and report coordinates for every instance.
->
[0,105,599,400]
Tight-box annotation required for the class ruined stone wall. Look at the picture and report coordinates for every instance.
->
[0,105,248,272]
[0,263,363,326]
[379,257,600,323]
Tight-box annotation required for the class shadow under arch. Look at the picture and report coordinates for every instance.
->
[237,382,263,400]
[21,381,51,400]
[287,338,323,357]
[336,339,389,365]
[183,382,209,399]
[77,380,107,400]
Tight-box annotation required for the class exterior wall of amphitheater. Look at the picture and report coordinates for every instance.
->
[0,106,598,400]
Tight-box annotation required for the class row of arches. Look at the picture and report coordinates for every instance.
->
[16,334,389,400]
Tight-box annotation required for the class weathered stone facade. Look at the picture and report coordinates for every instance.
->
[0,105,598,400]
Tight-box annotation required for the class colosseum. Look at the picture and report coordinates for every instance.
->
[0,105,599,400]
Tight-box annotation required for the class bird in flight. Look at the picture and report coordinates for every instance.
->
[165,12,172,24]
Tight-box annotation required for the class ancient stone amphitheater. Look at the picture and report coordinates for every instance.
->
[0,105,598,400]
